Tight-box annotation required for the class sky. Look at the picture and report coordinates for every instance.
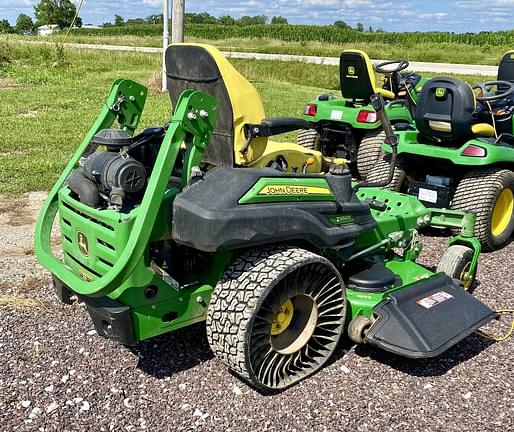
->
[1,0,513,33]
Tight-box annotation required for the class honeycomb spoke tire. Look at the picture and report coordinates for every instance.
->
[206,246,346,392]
[451,168,514,251]
[365,153,406,191]
[356,130,386,180]
[296,129,320,150]
[437,245,475,290]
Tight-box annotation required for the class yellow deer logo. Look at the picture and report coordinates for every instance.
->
[77,231,89,256]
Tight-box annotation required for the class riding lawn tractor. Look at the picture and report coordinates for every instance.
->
[368,51,514,251]
[298,50,427,180]
[35,44,496,392]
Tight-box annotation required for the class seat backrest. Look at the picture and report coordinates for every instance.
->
[166,43,267,166]
[339,50,378,102]
[414,77,476,142]
[498,50,514,83]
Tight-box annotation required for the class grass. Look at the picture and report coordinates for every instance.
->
[0,42,494,195]
[3,33,508,66]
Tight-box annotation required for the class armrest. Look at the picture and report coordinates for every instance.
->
[245,117,312,138]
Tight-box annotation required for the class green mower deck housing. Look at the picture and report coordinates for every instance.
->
[35,77,495,391]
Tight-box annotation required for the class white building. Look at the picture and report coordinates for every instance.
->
[81,24,102,29]
[37,24,60,36]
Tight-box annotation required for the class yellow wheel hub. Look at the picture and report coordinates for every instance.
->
[271,299,294,336]
[491,188,514,237]
[459,262,473,290]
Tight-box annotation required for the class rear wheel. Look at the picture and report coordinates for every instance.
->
[296,129,320,151]
[437,245,475,290]
[451,168,514,251]
[356,130,386,180]
[206,246,346,392]
[365,153,406,191]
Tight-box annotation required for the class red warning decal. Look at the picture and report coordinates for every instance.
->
[416,291,454,309]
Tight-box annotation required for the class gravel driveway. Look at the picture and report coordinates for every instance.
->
[1,193,513,431]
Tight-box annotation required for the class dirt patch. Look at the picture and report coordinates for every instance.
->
[18,277,47,292]
[0,195,34,226]
[0,77,20,89]
[0,192,50,262]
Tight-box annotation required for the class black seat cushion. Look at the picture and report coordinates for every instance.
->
[166,44,234,167]
[340,51,375,102]
[415,77,476,143]
[498,51,514,85]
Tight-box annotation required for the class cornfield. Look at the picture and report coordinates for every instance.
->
[72,24,514,47]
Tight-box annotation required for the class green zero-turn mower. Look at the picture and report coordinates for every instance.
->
[35,44,496,392]
[297,49,427,180]
[368,50,514,251]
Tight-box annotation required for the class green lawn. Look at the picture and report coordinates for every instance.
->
[0,42,494,195]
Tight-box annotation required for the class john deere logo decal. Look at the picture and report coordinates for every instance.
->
[259,185,332,196]
[348,66,356,75]
[435,87,446,97]
[77,231,89,256]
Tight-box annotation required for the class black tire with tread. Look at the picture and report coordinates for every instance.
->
[365,153,406,191]
[451,168,514,251]
[437,245,475,289]
[296,129,320,150]
[206,245,346,392]
[356,130,386,180]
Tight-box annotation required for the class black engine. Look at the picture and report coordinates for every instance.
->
[68,127,167,210]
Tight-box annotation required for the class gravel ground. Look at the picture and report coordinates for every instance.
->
[0,193,513,432]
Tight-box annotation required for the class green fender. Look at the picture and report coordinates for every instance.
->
[384,130,514,166]
[302,97,414,130]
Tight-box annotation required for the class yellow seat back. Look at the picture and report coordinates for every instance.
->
[166,43,267,166]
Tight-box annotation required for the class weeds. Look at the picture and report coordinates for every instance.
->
[54,42,67,67]
[0,41,12,74]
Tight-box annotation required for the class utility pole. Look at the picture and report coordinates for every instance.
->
[162,0,169,91]
[171,0,185,43]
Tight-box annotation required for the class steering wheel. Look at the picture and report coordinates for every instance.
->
[472,80,514,102]
[374,60,409,75]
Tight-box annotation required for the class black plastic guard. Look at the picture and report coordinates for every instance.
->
[365,274,496,358]
[82,296,136,346]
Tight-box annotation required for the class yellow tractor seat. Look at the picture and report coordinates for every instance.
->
[339,50,395,102]
[165,43,326,173]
